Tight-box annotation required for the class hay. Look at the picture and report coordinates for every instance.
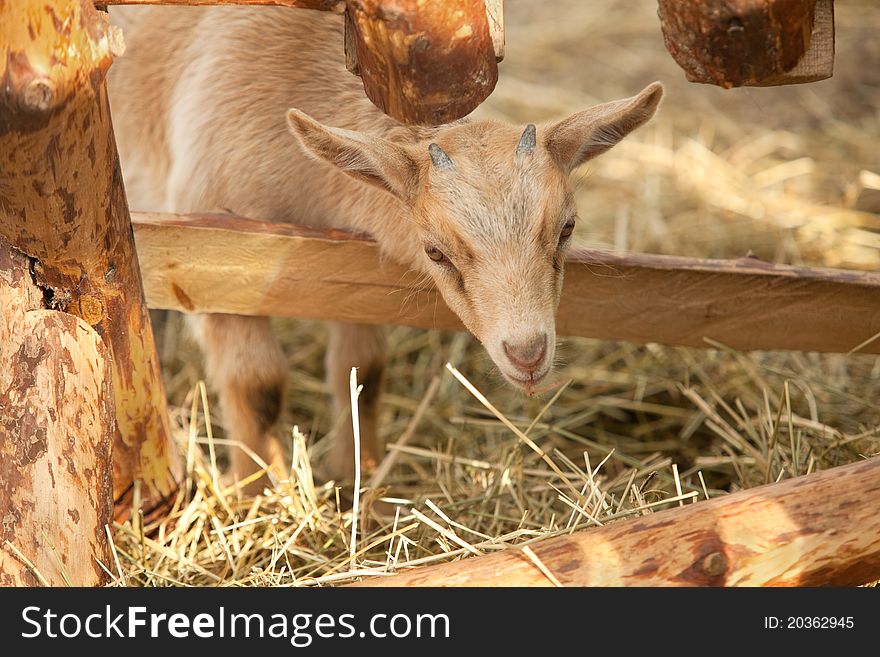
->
[110,337,880,586]
[111,0,880,586]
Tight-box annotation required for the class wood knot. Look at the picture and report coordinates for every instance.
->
[21,77,54,114]
[78,294,106,326]
[696,551,727,578]
[171,282,194,312]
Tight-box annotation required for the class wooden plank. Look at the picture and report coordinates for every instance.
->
[353,457,880,586]
[132,212,880,355]
[658,0,834,88]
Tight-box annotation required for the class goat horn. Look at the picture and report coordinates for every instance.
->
[428,143,454,169]
[516,124,537,157]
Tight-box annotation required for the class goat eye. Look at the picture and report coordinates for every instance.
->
[559,219,576,241]
[425,245,448,263]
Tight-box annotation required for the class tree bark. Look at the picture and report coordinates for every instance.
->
[0,0,181,519]
[0,237,114,586]
[354,457,880,586]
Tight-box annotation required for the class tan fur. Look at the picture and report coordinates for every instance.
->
[108,6,662,485]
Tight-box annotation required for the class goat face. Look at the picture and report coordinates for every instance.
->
[287,82,663,392]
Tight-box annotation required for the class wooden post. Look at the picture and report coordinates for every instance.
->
[354,457,880,586]
[0,0,181,519]
[657,0,834,88]
[0,237,114,586]
[345,0,499,124]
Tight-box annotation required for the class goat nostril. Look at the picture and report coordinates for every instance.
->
[503,334,547,372]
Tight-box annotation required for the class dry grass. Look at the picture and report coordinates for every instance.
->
[110,0,880,586]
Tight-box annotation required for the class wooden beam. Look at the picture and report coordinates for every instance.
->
[100,0,505,57]
[132,213,880,354]
[658,0,834,88]
[353,457,880,586]
[0,1,181,518]
[101,0,346,9]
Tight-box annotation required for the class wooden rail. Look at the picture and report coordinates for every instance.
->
[100,0,345,9]
[354,456,880,586]
[132,212,880,354]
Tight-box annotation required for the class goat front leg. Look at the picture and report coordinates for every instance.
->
[189,314,288,493]
[323,322,386,482]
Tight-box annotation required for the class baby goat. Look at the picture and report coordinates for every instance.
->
[108,6,663,486]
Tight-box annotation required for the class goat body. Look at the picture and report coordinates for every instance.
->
[108,6,662,486]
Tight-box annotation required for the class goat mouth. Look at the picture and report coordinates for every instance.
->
[504,368,551,394]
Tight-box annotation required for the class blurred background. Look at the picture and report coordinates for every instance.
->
[484,0,880,269]
[142,0,880,582]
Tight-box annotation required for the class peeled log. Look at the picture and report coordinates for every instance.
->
[657,0,834,88]
[0,0,181,518]
[0,238,114,587]
[346,0,499,125]
[354,457,880,586]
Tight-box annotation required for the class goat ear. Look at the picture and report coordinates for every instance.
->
[544,81,663,174]
[286,109,419,201]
